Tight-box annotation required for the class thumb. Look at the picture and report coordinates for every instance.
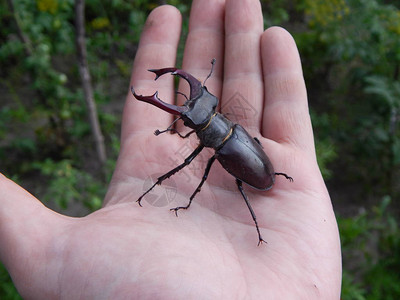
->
[0,173,65,283]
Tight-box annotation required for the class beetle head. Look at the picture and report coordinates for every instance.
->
[131,66,218,129]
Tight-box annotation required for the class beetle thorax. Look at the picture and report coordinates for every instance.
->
[181,88,218,129]
[196,113,234,149]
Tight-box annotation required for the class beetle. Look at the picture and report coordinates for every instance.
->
[131,59,293,245]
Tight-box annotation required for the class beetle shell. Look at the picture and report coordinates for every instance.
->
[216,124,275,190]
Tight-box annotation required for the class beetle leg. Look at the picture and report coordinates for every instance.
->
[136,144,205,206]
[172,129,196,139]
[235,179,267,246]
[275,172,294,182]
[253,137,263,148]
[155,128,196,139]
[154,117,195,138]
[170,155,217,216]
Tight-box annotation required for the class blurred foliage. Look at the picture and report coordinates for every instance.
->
[293,2,400,296]
[0,262,21,300]
[339,197,400,299]
[295,0,400,198]
[0,0,399,298]
[32,158,105,210]
[0,0,190,296]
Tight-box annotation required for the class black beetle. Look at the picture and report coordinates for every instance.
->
[131,59,293,245]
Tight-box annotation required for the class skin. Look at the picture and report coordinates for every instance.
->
[0,0,342,299]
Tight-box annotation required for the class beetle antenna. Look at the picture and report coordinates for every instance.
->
[175,90,189,101]
[154,116,182,136]
[203,58,216,86]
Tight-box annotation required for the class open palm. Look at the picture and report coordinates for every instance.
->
[0,0,341,299]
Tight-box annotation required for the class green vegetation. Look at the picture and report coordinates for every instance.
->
[0,0,399,298]
[340,197,400,299]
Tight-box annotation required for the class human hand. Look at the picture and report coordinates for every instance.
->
[0,0,341,299]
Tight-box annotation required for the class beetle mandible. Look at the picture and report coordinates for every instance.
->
[131,59,293,245]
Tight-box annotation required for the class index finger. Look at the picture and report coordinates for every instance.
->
[122,6,182,143]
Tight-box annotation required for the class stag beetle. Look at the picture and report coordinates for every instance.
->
[131,59,293,245]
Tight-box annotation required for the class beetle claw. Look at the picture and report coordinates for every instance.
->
[275,172,293,182]
[148,68,178,80]
[131,86,186,115]
[147,68,203,100]
[132,89,162,107]
[257,238,268,246]
[170,207,180,217]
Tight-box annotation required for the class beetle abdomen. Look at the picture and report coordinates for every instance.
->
[216,124,275,190]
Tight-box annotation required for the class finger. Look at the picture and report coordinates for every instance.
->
[122,5,182,143]
[261,27,314,154]
[176,0,225,133]
[181,0,224,90]
[222,0,264,131]
[0,174,63,278]
[105,7,182,207]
